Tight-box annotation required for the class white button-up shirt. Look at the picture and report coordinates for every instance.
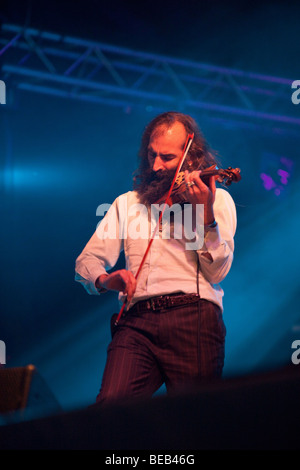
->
[75,188,237,312]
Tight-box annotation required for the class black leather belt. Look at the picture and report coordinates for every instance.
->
[128,293,200,313]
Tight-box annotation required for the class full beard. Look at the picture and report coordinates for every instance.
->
[135,168,177,206]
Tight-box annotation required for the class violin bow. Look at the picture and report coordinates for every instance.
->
[114,132,194,326]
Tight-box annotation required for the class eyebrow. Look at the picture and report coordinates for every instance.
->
[147,147,177,158]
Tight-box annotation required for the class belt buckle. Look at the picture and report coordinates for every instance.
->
[153,295,169,311]
[151,296,166,311]
[150,298,157,311]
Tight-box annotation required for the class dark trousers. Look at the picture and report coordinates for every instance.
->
[96,299,226,404]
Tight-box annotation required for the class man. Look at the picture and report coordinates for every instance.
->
[75,111,237,404]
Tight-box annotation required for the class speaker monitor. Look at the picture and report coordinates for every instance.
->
[0,364,61,422]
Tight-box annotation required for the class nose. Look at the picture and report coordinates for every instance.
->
[152,156,164,172]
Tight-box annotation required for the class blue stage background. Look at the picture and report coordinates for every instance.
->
[1,0,299,413]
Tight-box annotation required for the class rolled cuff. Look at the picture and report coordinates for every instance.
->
[201,224,222,254]
[75,268,107,295]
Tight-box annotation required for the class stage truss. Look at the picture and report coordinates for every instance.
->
[0,23,299,136]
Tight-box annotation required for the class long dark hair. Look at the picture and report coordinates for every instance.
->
[133,111,219,190]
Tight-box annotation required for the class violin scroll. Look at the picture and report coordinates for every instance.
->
[214,167,242,186]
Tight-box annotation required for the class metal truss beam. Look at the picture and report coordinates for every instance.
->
[1,23,298,135]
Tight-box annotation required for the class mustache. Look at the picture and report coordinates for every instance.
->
[143,168,176,185]
[134,168,177,205]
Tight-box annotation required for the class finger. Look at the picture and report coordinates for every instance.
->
[184,170,196,191]
[185,170,201,190]
[126,283,136,303]
[209,175,216,196]
[126,273,137,302]
[193,170,209,191]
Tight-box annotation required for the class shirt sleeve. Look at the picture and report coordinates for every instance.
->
[75,196,124,295]
[197,188,237,285]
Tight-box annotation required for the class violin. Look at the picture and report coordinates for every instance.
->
[156,165,242,205]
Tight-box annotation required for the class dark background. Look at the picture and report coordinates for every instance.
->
[1,0,299,413]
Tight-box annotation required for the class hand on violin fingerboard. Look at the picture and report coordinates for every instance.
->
[184,170,216,225]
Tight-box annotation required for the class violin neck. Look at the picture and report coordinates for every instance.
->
[175,168,219,187]
[200,169,219,178]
